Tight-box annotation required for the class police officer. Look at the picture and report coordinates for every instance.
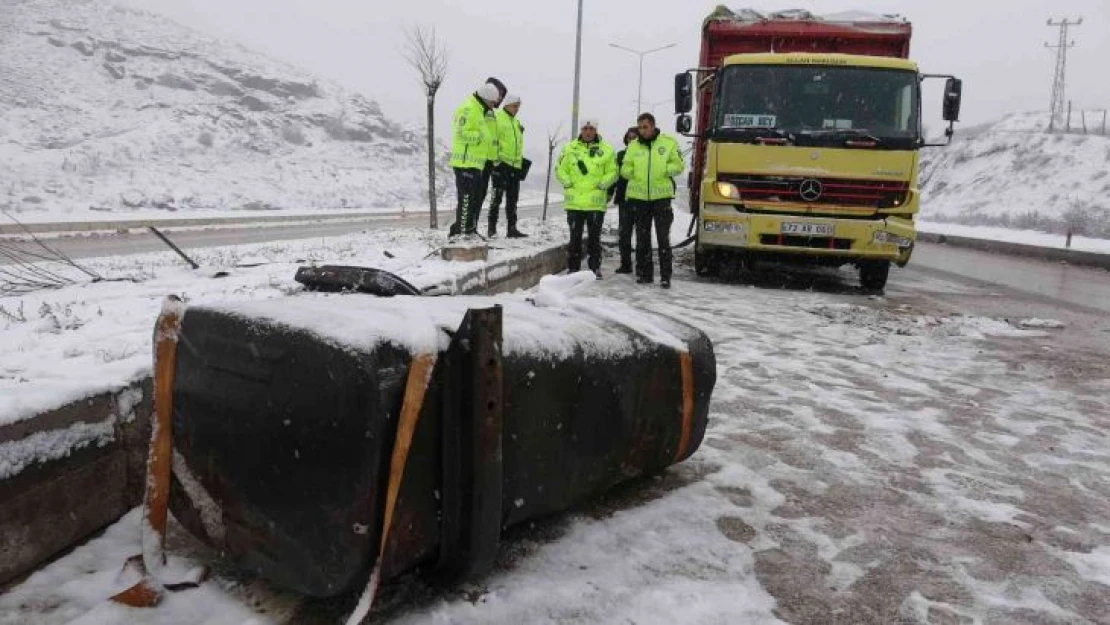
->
[488,94,528,238]
[475,77,507,226]
[556,119,617,279]
[621,113,685,288]
[449,82,500,236]
[608,126,640,274]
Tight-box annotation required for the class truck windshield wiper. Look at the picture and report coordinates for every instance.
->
[799,129,884,146]
[718,127,794,145]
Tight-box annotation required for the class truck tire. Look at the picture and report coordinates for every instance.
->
[694,247,719,277]
[858,260,891,291]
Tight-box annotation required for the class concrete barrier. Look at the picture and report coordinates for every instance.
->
[917,232,1110,270]
[0,243,567,587]
[0,380,151,587]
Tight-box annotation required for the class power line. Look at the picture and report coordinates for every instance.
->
[1045,17,1082,132]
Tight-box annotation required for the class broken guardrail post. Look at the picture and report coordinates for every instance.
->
[147,227,199,270]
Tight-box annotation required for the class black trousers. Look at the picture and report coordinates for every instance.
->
[631,199,674,281]
[452,167,484,235]
[617,201,635,269]
[475,161,493,224]
[488,167,520,233]
[566,211,604,273]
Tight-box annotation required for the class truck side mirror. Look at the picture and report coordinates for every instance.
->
[943,78,962,122]
[676,114,692,135]
[675,73,693,114]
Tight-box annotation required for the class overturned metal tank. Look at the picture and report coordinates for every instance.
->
[161,290,715,598]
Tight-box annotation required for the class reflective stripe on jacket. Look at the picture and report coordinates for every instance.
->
[450,94,494,170]
[496,109,524,169]
[620,131,685,201]
[556,137,618,211]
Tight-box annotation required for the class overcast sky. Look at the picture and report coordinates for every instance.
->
[124,0,1108,158]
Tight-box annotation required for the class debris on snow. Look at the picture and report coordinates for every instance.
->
[1017,318,1067,330]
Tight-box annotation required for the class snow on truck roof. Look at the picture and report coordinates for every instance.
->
[707,7,909,25]
[723,52,918,71]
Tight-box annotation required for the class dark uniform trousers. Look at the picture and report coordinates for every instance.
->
[566,210,604,273]
[452,167,485,235]
[488,166,521,233]
[630,199,673,281]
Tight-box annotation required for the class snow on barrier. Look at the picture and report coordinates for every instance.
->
[114,284,715,615]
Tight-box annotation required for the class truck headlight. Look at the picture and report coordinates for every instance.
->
[714,181,742,200]
[873,230,913,248]
[702,219,747,235]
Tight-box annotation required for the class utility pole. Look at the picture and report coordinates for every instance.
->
[610,42,677,115]
[570,0,583,140]
[1045,17,1082,133]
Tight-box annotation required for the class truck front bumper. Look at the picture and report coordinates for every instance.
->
[698,205,916,265]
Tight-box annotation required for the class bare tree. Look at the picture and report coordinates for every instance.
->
[543,123,564,221]
[403,26,449,229]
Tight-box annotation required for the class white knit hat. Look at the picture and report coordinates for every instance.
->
[503,93,521,107]
[580,118,599,129]
[476,82,500,103]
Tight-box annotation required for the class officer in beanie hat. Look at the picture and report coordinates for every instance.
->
[470,77,509,227]
[556,118,617,278]
[488,93,528,238]
[449,82,501,236]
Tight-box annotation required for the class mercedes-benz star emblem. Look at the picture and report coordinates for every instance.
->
[799,179,823,202]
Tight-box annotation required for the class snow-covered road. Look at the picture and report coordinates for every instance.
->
[2,246,1109,624]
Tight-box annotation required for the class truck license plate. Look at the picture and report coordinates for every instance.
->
[781,222,834,236]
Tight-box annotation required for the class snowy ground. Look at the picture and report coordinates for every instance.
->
[0,216,566,428]
[3,240,1108,624]
[918,220,1110,255]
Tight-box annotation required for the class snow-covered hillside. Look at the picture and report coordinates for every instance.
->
[920,112,1110,237]
[0,0,448,220]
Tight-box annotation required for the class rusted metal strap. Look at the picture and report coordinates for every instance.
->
[344,353,438,625]
[673,351,696,463]
[433,306,504,584]
[111,296,188,608]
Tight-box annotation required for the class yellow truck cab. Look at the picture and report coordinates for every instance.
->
[675,10,962,290]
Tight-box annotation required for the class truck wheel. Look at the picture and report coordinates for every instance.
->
[694,248,719,277]
[858,260,891,291]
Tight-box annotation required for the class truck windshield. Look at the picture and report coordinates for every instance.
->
[714,64,920,148]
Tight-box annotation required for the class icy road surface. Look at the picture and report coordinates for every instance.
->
[2,246,1109,624]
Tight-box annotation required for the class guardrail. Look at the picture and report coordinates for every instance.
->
[917,232,1110,271]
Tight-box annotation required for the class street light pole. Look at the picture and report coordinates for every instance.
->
[610,42,676,115]
[571,0,583,140]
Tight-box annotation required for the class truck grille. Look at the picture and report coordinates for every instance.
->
[723,174,909,209]
[760,234,852,250]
